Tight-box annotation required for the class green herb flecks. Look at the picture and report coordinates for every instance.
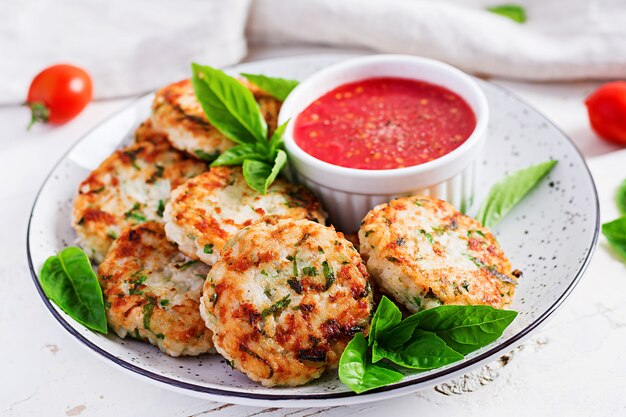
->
[261,295,291,318]
[156,200,165,217]
[124,203,147,223]
[302,266,318,276]
[143,299,156,330]
[178,260,198,270]
[322,261,335,291]
[203,243,214,254]
[419,229,435,244]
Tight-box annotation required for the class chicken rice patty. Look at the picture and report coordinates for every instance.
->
[98,222,214,357]
[72,123,207,262]
[359,195,518,312]
[163,166,326,265]
[200,219,373,387]
[150,79,281,160]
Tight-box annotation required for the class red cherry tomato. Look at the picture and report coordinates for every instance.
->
[585,81,626,145]
[26,64,93,129]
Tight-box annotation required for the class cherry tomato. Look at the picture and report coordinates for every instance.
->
[585,81,626,145]
[26,64,93,129]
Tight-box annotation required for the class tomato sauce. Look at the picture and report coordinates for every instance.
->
[293,77,476,170]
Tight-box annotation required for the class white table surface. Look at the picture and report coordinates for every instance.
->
[2,46,626,417]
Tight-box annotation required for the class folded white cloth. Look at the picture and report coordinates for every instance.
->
[2,0,626,104]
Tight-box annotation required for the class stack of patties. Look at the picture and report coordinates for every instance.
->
[71,79,328,358]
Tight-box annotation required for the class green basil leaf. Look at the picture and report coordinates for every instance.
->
[486,4,527,23]
[242,150,287,194]
[268,121,289,158]
[616,180,626,215]
[384,305,517,355]
[368,296,402,347]
[194,149,221,163]
[477,160,557,228]
[377,330,464,370]
[211,144,265,167]
[242,159,272,194]
[39,247,108,334]
[602,217,626,261]
[240,73,299,101]
[338,333,404,394]
[265,149,287,189]
[191,63,267,145]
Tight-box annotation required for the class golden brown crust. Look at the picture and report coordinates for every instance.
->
[150,79,281,159]
[163,166,326,265]
[200,219,373,387]
[359,195,517,311]
[71,122,207,262]
[98,222,214,357]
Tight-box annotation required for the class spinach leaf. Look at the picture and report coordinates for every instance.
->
[486,4,527,23]
[338,333,404,394]
[616,179,626,215]
[211,144,264,167]
[376,330,463,370]
[383,305,517,354]
[191,63,267,145]
[477,160,557,228]
[39,247,108,334]
[602,217,626,261]
[240,73,299,101]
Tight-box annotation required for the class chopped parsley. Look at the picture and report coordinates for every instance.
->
[261,296,291,318]
[107,231,118,240]
[123,149,141,170]
[203,243,214,254]
[142,299,156,330]
[124,203,147,223]
[302,266,318,276]
[156,200,165,217]
[159,299,169,307]
[287,278,303,294]
[178,260,198,270]
[419,229,435,244]
[322,261,335,291]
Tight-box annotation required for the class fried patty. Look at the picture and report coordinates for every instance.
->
[200,219,373,387]
[150,79,281,161]
[71,122,207,262]
[163,166,326,265]
[98,222,213,356]
[359,195,517,312]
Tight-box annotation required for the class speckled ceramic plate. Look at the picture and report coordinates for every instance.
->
[27,54,599,407]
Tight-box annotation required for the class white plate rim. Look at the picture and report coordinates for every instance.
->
[25,53,600,407]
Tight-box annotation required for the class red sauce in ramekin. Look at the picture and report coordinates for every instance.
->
[293,77,476,170]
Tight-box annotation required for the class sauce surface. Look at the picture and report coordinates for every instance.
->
[293,77,476,170]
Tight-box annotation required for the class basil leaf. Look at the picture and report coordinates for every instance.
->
[616,180,626,215]
[602,217,626,261]
[242,159,272,194]
[486,4,527,23]
[266,150,287,189]
[368,296,402,347]
[240,73,299,101]
[191,63,267,145]
[477,160,557,228]
[39,247,108,334]
[211,144,264,167]
[268,121,289,158]
[377,330,463,370]
[194,149,221,163]
[384,305,517,355]
[338,333,404,394]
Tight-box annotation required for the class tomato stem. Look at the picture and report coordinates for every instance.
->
[27,102,50,130]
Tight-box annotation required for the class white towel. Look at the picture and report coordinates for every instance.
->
[2,0,626,104]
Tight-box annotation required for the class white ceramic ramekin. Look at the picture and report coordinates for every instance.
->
[278,55,489,232]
